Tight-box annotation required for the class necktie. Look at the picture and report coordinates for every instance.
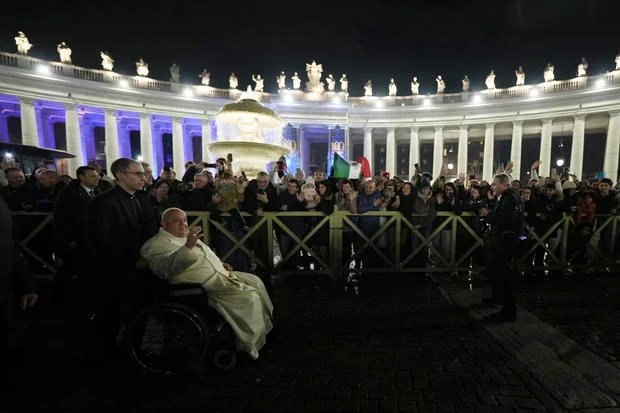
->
[89,190,95,199]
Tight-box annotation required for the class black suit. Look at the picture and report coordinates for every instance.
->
[85,185,159,360]
[484,188,524,314]
[52,180,101,295]
[53,180,100,253]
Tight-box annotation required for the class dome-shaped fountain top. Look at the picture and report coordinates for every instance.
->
[215,98,281,129]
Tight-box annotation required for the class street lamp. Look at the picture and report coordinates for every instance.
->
[556,159,564,167]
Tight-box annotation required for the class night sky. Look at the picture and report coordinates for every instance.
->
[1,0,619,96]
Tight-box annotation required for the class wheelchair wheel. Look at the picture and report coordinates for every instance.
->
[126,302,209,376]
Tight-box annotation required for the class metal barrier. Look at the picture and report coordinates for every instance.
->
[13,211,620,280]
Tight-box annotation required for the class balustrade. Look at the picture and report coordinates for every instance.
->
[1,50,617,105]
[13,210,620,281]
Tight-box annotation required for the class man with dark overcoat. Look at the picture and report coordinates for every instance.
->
[479,173,525,323]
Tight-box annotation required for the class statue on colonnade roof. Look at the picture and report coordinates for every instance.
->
[339,74,348,92]
[136,58,149,77]
[252,74,264,92]
[100,52,114,71]
[305,60,324,92]
[435,75,445,94]
[616,53,620,70]
[199,69,211,85]
[364,80,373,96]
[577,57,588,77]
[515,66,525,86]
[544,63,555,82]
[388,78,397,96]
[277,71,286,89]
[485,70,496,90]
[57,42,72,64]
[462,75,470,92]
[15,31,33,54]
[292,72,301,89]
[411,76,419,95]
[229,73,238,89]
[326,74,336,91]
[169,63,181,83]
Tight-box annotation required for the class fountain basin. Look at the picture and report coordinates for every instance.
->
[207,141,290,179]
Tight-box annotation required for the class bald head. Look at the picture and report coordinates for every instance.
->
[161,208,189,238]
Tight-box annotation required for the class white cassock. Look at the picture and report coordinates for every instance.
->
[140,228,274,359]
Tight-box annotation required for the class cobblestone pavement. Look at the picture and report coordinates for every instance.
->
[1,272,619,413]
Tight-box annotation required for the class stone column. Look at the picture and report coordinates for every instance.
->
[363,127,373,173]
[139,112,155,169]
[0,113,10,143]
[172,117,185,175]
[570,115,586,180]
[386,127,396,176]
[19,98,39,146]
[65,104,85,175]
[104,109,120,176]
[603,111,620,181]
[408,127,420,180]
[344,127,350,160]
[457,125,468,176]
[201,118,213,163]
[432,126,444,179]
[539,118,553,178]
[510,120,523,182]
[298,126,305,175]
[327,126,333,173]
[482,123,495,181]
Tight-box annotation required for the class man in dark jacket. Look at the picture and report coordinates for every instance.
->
[276,178,306,268]
[0,197,38,359]
[0,167,38,211]
[242,171,279,273]
[86,158,159,361]
[52,166,101,297]
[479,173,525,323]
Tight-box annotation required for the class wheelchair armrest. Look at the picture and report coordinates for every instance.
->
[168,282,205,297]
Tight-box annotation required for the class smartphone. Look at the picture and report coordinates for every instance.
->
[241,171,247,181]
[227,153,233,163]
[551,168,557,175]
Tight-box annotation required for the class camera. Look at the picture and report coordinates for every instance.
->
[164,165,172,173]
[257,189,265,195]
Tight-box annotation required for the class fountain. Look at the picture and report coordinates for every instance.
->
[209,94,289,179]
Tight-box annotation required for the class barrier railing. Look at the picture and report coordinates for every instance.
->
[13,211,620,280]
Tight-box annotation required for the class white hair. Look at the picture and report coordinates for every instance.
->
[161,207,185,222]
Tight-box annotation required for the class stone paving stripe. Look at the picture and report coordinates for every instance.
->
[440,285,620,410]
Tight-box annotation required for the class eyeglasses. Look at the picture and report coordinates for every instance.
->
[125,171,146,178]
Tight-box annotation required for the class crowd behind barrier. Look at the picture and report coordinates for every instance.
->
[2,157,620,282]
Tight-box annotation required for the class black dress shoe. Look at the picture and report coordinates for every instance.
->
[483,310,517,323]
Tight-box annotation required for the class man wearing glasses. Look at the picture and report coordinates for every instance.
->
[86,158,159,363]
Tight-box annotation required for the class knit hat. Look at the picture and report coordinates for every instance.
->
[305,176,315,186]
[562,180,577,190]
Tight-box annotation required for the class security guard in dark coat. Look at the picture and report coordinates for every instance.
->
[479,173,525,323]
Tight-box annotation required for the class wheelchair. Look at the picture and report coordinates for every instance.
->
[124,277,238,376]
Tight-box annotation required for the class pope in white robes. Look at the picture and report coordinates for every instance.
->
[140,208,273,360]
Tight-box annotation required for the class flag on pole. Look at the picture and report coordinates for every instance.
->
[333,153,371,180]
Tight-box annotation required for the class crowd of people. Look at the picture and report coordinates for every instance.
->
[2,153,620,356]
[2,155,620,274]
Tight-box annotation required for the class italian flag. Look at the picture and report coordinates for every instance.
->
[333,153,371,180]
